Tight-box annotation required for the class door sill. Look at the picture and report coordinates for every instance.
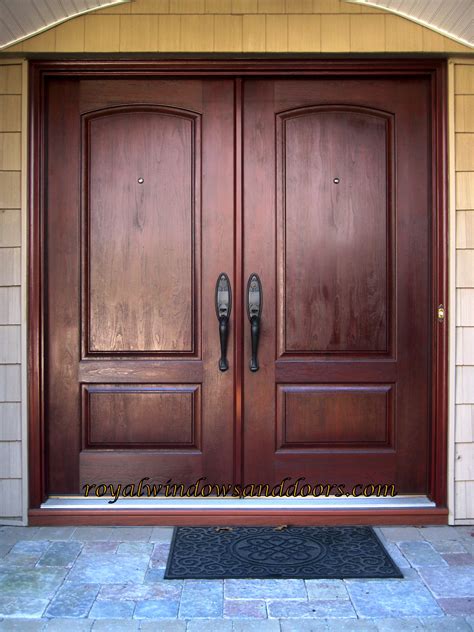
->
[42,495,435,510]
[28,495,448,526]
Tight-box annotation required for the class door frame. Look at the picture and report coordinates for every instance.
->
[28,59,448,525]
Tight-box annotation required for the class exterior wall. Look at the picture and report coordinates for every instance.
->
[453,60,474,524]
[0,61,24,523]
[0,0,472,524]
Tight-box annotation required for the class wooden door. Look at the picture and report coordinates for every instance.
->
[42,71,438,502]
[242,78,432,494]
[45,79,235,492]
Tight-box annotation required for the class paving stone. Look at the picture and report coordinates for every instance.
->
[115,542,153,557]
[379,528,424,542]
[114,580,181,601]
[46,620,93,631]
[418,527,466,542]
[4,540,52,565]
[442,554,474,566]
[280,619,370,632]
[148,560,170,570]
[437,599,474,616]
[233,622,281,632]
[431,541,468,554]
[0,528,41,544]
[0,560,39,572]
[43,620,93,631]
[401,568,424,580]
[280,621,329,632]
[140,622,185,632]
[71,528,118,542]
[223,599,267,618]
[79,543,118,556]
[225,579,306,600]
[144,569,183,586]
[151,541,172,556]
[88,600,135,619]
[382,542,411,569]
[133,599,179,619]
[32,528,77,541]
[267,599,356,619]
[98,584,168,601]
[38,541,82,567]
[373,618,424,631]
[459,537,474,556]
[0,525,472,630]
[454,528,474,536]
[327,621,378,631]
[186,621,232,632]
[346,579,443,618]
[45,582,100,618]
[102,528,153,542]
[179,580,223,618]
[399,542,448,568]
[420,616,472,630]
[149,543,171,568]
[305,579,349,600]
[372,527,386,538]
[0,567,67,598]
[90,622,139,631]
[143,569,184,593]
[0,597,49,618]
[149,528,175,543]
[0,545,13,558]
[66,553,149,584]
[418,566,474,598]
[0,620,47,630]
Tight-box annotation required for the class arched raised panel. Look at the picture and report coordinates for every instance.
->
[81,105,201,356]
[277,105,394,355]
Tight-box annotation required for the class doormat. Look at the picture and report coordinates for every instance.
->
[164,526,403,579]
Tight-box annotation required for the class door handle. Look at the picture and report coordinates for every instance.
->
[215,273,232,372]
[247,273,262,372]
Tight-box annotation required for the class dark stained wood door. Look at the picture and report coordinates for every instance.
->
[242,78,432,493]
[45,79,236,492]
[44,73,434,499]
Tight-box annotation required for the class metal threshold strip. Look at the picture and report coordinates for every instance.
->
[42,495,436,510]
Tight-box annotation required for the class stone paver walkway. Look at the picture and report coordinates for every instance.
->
[0,525,472,631]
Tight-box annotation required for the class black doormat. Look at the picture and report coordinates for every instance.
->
[164,526,403,579]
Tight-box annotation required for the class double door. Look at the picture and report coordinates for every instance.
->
[44,75,432,497]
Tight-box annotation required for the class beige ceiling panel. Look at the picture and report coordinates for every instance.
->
[347,0,473,47]
[0,0,130,50]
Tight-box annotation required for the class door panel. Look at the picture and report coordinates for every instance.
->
[243,79,430,493]
[86,107,197,354]
[280,107,390,353]
[277,384,393,448]
[83,385,200,448]
[45,79,235,492]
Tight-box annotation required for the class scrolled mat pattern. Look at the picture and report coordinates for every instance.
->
[164,526,403,579]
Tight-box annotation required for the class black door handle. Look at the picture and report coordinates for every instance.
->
[215,273,232,372]
[247,273,262,372]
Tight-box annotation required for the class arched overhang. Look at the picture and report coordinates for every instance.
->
[0,0,472,51]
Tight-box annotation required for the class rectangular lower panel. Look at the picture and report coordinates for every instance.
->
[79,451,203,490]
[82,384,201,449]
[276,384,394,450]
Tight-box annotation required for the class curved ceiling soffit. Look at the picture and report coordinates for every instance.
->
[0,0,130,50]
[347,0,473,48]
[0,0,472,51]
